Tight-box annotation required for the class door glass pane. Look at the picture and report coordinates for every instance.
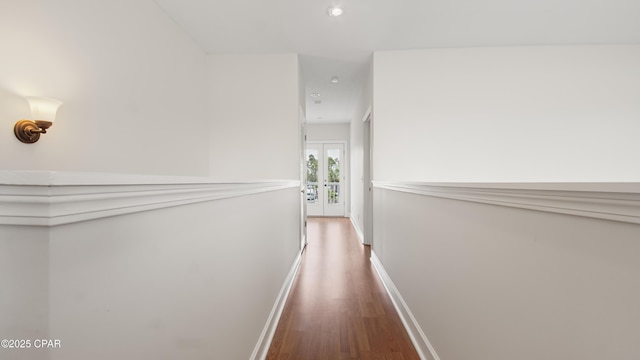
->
[306,149,319,204]
[326,148,341,205]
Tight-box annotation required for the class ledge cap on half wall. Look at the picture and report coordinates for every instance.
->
[0,170,298,186]
[373,181,640,194]
[0,171,300,227]
[373,181,640,225]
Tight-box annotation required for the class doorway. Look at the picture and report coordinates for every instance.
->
[306,143,345,217]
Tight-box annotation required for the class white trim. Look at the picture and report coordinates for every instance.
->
[373,181,640,225]
[0,171,299,226]
[250,251,303,360]
[370,251,439,360]
[0,170,298,186]
[362,105,372,123]
[350,216,364,243]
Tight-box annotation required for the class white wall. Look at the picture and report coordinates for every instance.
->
[373,45,640,182]
[46,188,299,360]
[0,226,48,360]
[350,117,365,235]
[306,123,350,142]
[350,61,373,240]
[1,3,304,359]
[373,186,640,360]
[208,54,300,180]
[371,44,640,359]
[0,0,210,176]
[0,179,300,360]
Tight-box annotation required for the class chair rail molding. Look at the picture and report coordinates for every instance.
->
[373,181,640,225]
[0,171,300,226]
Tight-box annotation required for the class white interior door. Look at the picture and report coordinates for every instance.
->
[306,144,322,216]
[306,143,345,217]
[322,144,345,216]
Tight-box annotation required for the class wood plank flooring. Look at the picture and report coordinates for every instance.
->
[267,217,420,360]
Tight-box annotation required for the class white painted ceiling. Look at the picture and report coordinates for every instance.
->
[154,0,640,123]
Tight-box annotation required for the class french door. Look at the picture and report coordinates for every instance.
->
[306,143,345,217]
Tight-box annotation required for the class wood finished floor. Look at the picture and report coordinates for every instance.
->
[267,217,420,360]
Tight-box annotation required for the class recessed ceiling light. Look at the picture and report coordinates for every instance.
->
[330,76,339,84]
[328,7,343,17]
[310,92,320,97]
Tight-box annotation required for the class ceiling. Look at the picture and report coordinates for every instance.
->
[154,0,640,123]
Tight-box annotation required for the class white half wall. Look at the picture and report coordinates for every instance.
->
[0,226,49,360]
[0,172,301,360]
[49,188,300,360]
[373,45,640,182]
[207,54,300,180]
[0,0,209,176]
[373,183,640,360]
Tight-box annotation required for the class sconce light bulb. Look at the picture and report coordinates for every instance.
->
[26,96,63,123]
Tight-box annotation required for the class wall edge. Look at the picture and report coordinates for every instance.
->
[370,251,439,360]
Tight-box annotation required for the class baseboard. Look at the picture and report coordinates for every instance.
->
[350,216,365,243]
[250,251,302,360]
[370,251,440,360]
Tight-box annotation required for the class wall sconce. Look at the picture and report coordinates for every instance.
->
[14,97,63,144]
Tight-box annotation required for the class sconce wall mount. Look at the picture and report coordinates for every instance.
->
[14,97,62,144]
[14,119,52,143]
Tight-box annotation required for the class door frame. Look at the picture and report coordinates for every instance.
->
[362,107,373,246]
[306,140,349,218]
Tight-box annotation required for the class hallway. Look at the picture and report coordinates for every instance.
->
[267,218,419,359]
